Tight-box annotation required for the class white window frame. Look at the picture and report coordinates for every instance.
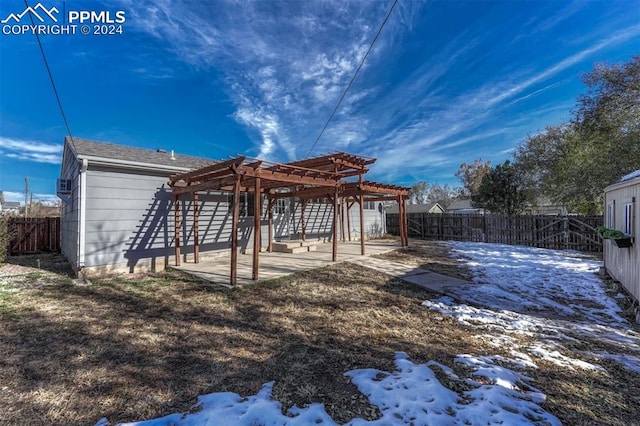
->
[274,198,287,215]
[607,201,615,228]
[623,201,634,236]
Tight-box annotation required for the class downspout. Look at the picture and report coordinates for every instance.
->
[78,158,88,271]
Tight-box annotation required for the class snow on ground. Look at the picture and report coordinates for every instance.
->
[97,352,560,426]
[97,242,638,425]
[424,242,640,373]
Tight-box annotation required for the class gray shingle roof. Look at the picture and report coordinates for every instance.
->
[387,203,443,214]
[67,136,215,170]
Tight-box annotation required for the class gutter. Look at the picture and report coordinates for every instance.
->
[78,158,88,269]
[77,154,195,174]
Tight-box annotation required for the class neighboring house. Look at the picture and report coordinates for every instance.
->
[603,170,640,305]
[0,192,20,215]
[387,202,445,214]
[446,199,485,215]
[58,137,389,275]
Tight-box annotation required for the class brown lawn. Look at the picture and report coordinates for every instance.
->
[0,244,638,426]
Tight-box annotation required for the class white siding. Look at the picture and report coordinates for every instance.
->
[344,201,386,238]
[82,167,269,273]
[60,145,80,269]
[604,177,640,302]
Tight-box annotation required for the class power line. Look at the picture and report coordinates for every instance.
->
[24,0,74,141]
[306,0,398,157]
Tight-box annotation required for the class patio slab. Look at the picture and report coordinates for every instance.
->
[171,240,399,286]
[171,239,472,294]
[356,257,471,293]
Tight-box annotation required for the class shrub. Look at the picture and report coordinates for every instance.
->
[0,216,16,263]
[595,226,627,239]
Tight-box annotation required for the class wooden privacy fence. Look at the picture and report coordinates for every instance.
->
[386,213,604,252]
[7,217,61,255]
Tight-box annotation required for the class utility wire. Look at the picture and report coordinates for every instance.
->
[306,0,398,157]
[24,0,74,141]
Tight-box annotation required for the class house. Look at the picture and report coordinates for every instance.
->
[603,170,639,306]
[387,202,445,214]
[58,137,402,276]
[446,199,485,215]
[0,192,21,215]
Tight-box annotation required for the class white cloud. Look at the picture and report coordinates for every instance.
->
[121,0,638,184]
[122,0,395,160]
[1,191,24,203]
[0,191,57,204]
[0,137,62,164]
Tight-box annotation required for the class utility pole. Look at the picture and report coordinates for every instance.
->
[24,177,29,218]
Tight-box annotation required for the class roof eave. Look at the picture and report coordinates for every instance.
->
[605,176,640,192]
[77,154,193,174]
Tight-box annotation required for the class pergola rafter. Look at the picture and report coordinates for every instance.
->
[168,152,409,285]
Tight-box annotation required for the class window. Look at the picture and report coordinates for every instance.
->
[228,192,257,217]
[624,201,634,235]
[274,198,287,215]
[308,198,329,204]
[364,201,376,210]
[607,201,615,228]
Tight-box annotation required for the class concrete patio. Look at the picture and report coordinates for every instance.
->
[171,240,400,286]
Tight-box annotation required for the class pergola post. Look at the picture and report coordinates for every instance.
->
[267,196,274,253]
[332,187,339,261]
[347,199,353,241]
[358,173,365,255]
[301,198,307,241]
[230,177,240,285]
[174,194,181,266]
[402,195,408,246]
[252,177,261,281]
[397,195,403,246]
[340,198,346,241]
[193,192,200,263]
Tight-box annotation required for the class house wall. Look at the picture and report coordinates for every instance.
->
[81,165,274,275]
[289,201,333,239]
[283,200,384,241]
[343,202,386,239]
[604,178,639,302]
[60,148,81,269]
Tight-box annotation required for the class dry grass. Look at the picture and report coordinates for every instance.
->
[374,239,472,280]
[0,245,638,426]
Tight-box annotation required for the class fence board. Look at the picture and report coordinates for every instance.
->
[386,213,603,252]
[7,217,61,255]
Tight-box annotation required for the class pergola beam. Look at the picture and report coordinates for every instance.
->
[237,165,339,187]
[267,186,332,200]
[169,157,245,184]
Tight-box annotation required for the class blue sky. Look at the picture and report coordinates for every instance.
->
[1,0,638,204]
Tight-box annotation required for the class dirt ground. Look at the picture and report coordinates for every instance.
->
[0,244,638,426]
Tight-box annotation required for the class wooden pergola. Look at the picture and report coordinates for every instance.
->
[168,152,409,285]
